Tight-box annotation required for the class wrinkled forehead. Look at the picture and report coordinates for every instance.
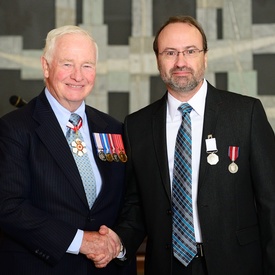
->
[53,33,97,59]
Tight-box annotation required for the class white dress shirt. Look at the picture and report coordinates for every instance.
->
[166,79,207,242]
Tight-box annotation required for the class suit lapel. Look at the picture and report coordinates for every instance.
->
[152,94,172,200]
[33,92,88,206]
[198,83,223,191]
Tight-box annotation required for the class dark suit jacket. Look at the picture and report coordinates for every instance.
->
[0,90,136,275]
[115,82,275,275]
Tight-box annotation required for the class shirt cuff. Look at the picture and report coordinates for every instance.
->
[66,229,84,254]
[116,241,127,260]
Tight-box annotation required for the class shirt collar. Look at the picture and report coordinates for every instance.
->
[167,79,207,120]
[45,88,86,132]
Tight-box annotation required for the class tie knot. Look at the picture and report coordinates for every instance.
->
[178,103,192,115]
[69,113,82,127]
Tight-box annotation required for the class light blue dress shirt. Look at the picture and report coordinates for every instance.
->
[45,88,102,254]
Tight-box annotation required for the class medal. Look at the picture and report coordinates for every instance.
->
[98,150,107,161]
[228,146,239,173]
[93,133,127,162]
[118,151,127,163]
[206,135,219,165]
[93,133,106,161]
[207,152,219,165]
[228,162,238,173]
[71,138,87,157]
[112,153,120,162]
[67,117,87,157]
[101,134,113,162]
[105,153,113,162]
[113,134,128,163]
[108,134,119,162]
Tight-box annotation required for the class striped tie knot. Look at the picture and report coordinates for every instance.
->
[178,103,192,115]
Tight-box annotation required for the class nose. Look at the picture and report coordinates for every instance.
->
[175,52,188,66]
[71,67,83,81]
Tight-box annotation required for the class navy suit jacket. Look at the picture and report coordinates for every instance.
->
[0,90,136,275]
[116,82,275,275]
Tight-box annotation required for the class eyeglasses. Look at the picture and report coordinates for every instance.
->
[158,49,204,60]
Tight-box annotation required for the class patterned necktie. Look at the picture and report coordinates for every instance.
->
[172,103,197,266]
[66,113,96,208]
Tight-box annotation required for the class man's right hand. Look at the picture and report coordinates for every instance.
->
[80,228,120,268]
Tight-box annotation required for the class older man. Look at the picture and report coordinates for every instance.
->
[0,25,136,275]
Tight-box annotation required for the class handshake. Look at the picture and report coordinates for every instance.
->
[79,225,123,268]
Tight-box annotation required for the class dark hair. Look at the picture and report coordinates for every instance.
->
[153,15,208,55]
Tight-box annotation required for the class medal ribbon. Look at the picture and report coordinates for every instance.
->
[66,117,83,133]
[100,133,111,154]
[93,133,104,152]
[205,137,218,153]
[108,134,116,154]
[228,146,239,162]
[118,135,126,154]
[113,134,126,154]
[112,134,120,155]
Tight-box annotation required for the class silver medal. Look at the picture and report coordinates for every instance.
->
[228,162,238,173]
[207,153,219,165]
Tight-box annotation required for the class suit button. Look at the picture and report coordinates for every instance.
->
[165,244,171,249]
[166,209,172,215]
[87,216,95,222]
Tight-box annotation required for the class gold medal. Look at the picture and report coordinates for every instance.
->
[105,153,114,162]
[112,134,128,163]
[118,151,128,163]
[207,153,219,165]
[228,162,238,173]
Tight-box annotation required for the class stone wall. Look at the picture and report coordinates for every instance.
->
[0,0,274,130]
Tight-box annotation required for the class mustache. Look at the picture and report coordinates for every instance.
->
[170,66,193,74]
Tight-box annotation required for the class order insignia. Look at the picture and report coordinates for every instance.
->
[71,138,87,157]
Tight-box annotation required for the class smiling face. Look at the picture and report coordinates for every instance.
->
[41,33,97,112]
[156,22,207,101]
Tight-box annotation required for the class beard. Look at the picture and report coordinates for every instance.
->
[160,66,204,93]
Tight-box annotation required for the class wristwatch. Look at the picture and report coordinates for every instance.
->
[120,242,124,253]
[117,241,127,261]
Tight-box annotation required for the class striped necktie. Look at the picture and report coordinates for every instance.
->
[172,103,197,266]
[66,113,96,208]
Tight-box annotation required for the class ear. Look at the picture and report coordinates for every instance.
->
[156,56,161,72]
[41,56,50,78]
[204,51,208,69]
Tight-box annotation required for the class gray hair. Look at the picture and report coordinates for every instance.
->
[42,25,98,63]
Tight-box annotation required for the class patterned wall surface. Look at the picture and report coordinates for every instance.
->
[0,0,274,130]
